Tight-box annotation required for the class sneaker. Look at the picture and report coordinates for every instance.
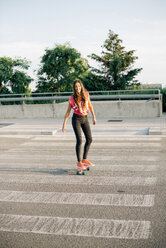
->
[82,159,95,167]
[77,162,86,170]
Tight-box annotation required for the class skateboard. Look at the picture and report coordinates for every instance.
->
[76,165,90,175]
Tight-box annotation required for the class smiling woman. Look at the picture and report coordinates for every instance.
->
[62,79,96,171]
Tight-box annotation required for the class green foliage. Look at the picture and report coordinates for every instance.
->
[161,88,166,112]
[0,57,13,88]
[0,56,33,94]
[88,30,142,90]
[10,70,32,94]
[36,43,89,92]
[0,85,11,94]
[83,71,107,91]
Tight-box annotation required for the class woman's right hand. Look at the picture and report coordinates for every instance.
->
[62,103,72,133]
[62,125,66,133]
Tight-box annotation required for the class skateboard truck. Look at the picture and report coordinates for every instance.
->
[76,166,90,175]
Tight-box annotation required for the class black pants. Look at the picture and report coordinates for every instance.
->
[72,113,92,162]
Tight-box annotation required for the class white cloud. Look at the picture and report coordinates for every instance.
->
[0,41,48,61]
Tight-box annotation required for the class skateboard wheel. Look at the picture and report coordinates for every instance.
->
[87,167,90,171]
[76,170,86,175]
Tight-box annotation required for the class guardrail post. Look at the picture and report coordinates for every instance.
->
[52,100,56,117]
[159,94,162,117]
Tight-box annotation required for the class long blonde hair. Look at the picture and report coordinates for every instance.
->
[73,80,87,112]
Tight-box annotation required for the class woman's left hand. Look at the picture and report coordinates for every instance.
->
[93,117,96,125]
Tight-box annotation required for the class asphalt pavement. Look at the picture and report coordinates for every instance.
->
[0,116,166,248]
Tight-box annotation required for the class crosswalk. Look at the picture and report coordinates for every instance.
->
[0,190,155,207]
[0,214,151,240]
[0,132,162,247]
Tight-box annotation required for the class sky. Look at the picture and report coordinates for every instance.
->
[0,0,166,90]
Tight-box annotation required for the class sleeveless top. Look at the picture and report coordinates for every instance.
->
[68,91,90,115]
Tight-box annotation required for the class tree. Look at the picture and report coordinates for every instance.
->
[0,57,33,94]
[10,71,32,94]
[36,43,89,92]
[83,71,106,91]
[89,30,142,90]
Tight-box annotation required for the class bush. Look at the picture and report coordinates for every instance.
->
[161,88,166,112]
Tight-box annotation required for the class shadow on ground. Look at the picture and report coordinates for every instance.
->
[0,168,77,175]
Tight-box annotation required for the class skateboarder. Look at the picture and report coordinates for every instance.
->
[62,79,96,171]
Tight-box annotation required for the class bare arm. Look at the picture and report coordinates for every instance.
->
[62,103,72,133]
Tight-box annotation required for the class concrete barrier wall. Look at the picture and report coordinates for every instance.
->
[0,100,162,119]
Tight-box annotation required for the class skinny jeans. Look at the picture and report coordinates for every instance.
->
[72,113,92,162]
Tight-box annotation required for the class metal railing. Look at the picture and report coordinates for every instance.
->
[0,89,161,104]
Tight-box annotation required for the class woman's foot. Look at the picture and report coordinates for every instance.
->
[77,162,86,170]
[82,159,95,167]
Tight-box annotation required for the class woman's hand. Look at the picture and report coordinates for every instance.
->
[93,117,96,125]
[62,124,66,133]
[62,103,72,133]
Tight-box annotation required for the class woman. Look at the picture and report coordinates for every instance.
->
[62,79,96,170]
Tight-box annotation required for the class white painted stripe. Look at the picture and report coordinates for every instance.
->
[93,143,161,147]
[0,164,158,172]
[56,134,166,138]
[96,164,158,172]
[0,214,151,239]
[92,156,159,162]
[93,133,148,136]
[0,154,159,162]
[0,135,33,139]
[21,142,161,147]
[0,190,155,207]
[33,136,162,141]
[0,174,157,186]
[4,147,162,154]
